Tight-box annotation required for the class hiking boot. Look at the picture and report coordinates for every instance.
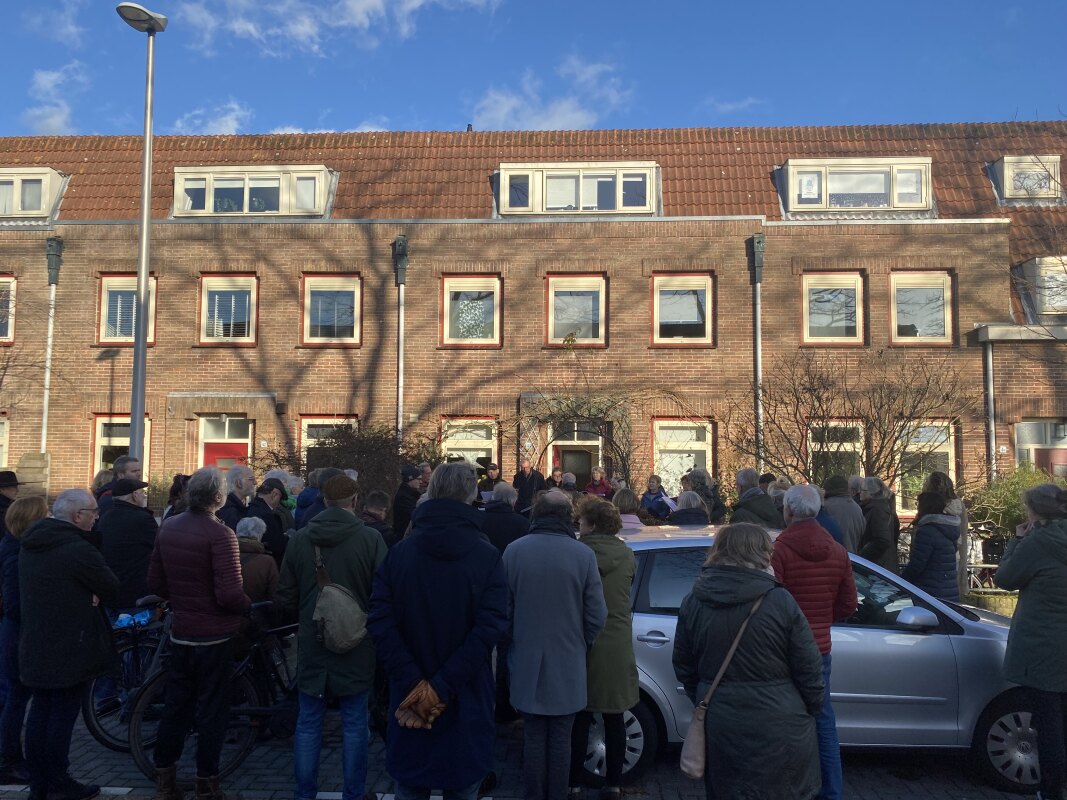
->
[154,765,184,800]
[46,777,100,800]
[194,775,225,800]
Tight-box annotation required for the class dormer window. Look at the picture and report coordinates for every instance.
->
[995,156,1061,201]
[783,157,932,212]
[173,166,330,217]
[1019,257,1067,316]
[499,162,658,215]
[0,167,64,218]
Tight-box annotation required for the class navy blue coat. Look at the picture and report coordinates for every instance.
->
[294,487,322,529]
[0,532,21,683]
[901,514,961,601]
[368,499,508,790]
[216,492,248,533]
[815,509,847,550]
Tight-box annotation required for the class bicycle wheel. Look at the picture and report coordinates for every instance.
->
[81,638,157,752]
[128,667,261,785]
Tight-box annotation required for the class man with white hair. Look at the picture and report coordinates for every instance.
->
[730,467,785,528]
[217,464,255,533]
[771,484,857,800]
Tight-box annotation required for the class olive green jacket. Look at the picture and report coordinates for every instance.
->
[994,518,1067,692]
[580,534,639,713]
[276,508,387,698]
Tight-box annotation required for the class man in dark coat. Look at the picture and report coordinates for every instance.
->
[821,476,865,554]
[277,475,386,800]
[859,477,901,575]
[512,458,547,516]
[391,465,422,539]
[216,464,255,533]
[772,485,857,800]
[94,455,142,519]
[360,489,396,548]
[98,478,157,613]
[246,477,289,566]
[20,488,119,800]
[730,468,785,528]
[477,464,504,497]
[368,462,508,799]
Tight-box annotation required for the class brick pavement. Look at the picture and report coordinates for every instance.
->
[0,717,1024,800]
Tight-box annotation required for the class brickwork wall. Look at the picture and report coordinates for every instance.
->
[0,217,1058,498]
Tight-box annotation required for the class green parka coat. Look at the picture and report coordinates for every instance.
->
[580,533,638,713]
[276,507,387,698]
[994,518,1067,692]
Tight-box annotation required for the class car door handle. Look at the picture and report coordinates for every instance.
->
[637,633,671,644]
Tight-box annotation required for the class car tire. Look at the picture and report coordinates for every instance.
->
[971,690,1041,794]
[579,699,659,787]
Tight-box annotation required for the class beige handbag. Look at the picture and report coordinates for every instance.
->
[679,594,766,779]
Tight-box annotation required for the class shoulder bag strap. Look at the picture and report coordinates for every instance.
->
[697,592,767,709]
[314,545,331,589]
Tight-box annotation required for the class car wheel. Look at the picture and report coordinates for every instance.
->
[972,691,1041,793]
[580,699,659,786]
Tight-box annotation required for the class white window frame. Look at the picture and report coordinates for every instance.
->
[93,416,151,478]
[652,274,714,345]
[0,167,63,218]
[303,275,361,345]
[547,275,607,346]
[200,275,257,344]
[898,422,955,512]
[173,165,329,217]
[652,419,715,496]
[807,421,865,480]
[889,272,952,344]
[1038,265,1067,314]
[441,418,498,464]
[0,418,8,468]
[442,276,502,347]
[0,277,15,343]
[785,157,932,212]
[802,273,864,344]
[499,162,657,215]
[99,275,157,344]
[301,416,358,465]
[996,155,1061,200]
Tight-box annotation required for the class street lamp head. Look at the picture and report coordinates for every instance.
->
[116,2,168,33]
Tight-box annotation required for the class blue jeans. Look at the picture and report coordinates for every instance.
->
[395,779,480,800]
[294,690,369,800]
[816,653,842,800]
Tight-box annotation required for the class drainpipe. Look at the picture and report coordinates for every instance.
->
[984,340,997,480]
[392,235,409,443]
[41,237,63,453]
[751,233,765,469]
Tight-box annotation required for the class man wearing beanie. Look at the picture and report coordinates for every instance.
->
[821,475,864,554]
[277,474,387,800]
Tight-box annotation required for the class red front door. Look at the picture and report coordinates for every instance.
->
[202,442,249,475]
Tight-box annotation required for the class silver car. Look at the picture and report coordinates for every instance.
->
[577,529,1036,794]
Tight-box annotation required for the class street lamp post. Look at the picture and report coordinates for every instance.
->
[116,3,167,462]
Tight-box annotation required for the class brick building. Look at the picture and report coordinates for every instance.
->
[0,122,1064,502]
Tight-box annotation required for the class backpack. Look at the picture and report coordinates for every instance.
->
[311,545,367,654]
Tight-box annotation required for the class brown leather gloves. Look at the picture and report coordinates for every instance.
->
[395,679,446,729]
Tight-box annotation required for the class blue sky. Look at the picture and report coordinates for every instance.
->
[1,0,1063,137]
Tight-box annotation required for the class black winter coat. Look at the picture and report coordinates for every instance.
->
[216,492,248,533]
[247,497,287,566]
[673,565,822,800]
[512,469,547,514]
[391,483,421,539]
[98,499,159,608]
[19,517,119,689]
[479,501,530,553]
[860,497,901,574]
[729,491,785,528]
[901,514,961,601]
[668,507,710,526]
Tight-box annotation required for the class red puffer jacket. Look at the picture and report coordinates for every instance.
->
[771,517,857,654]
[147,510,251,640]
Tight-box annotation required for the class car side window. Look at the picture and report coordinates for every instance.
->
[642,549,707,614]
[845,562,920,628]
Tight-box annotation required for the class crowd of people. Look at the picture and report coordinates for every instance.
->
[0,453,1063,800]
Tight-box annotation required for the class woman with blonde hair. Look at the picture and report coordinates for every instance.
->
[685,468,727,523]
[673,523,823,799]
[585,467,613,499]
[0,495,50,783]
[91,470,112,497]
[668,491,710,527]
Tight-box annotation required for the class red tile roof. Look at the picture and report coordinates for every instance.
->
[1,122,1065,263]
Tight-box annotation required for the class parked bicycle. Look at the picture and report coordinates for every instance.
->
[81,596,171,752]
[127,602,297,785]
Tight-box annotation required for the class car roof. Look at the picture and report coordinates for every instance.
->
[621,525,724,550]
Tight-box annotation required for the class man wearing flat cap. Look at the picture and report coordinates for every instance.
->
[247,478,289,566]
[98,478,158,614]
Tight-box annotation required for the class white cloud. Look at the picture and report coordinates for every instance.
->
[23,0,88,48]
[179,0,495,57]
[706,96,764,114]
[353,115,390,132]
[21,60,89,135]
[472,57,630,131]
[172,100,254,135]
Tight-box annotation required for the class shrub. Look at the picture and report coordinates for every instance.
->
[965,463,1066,539]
